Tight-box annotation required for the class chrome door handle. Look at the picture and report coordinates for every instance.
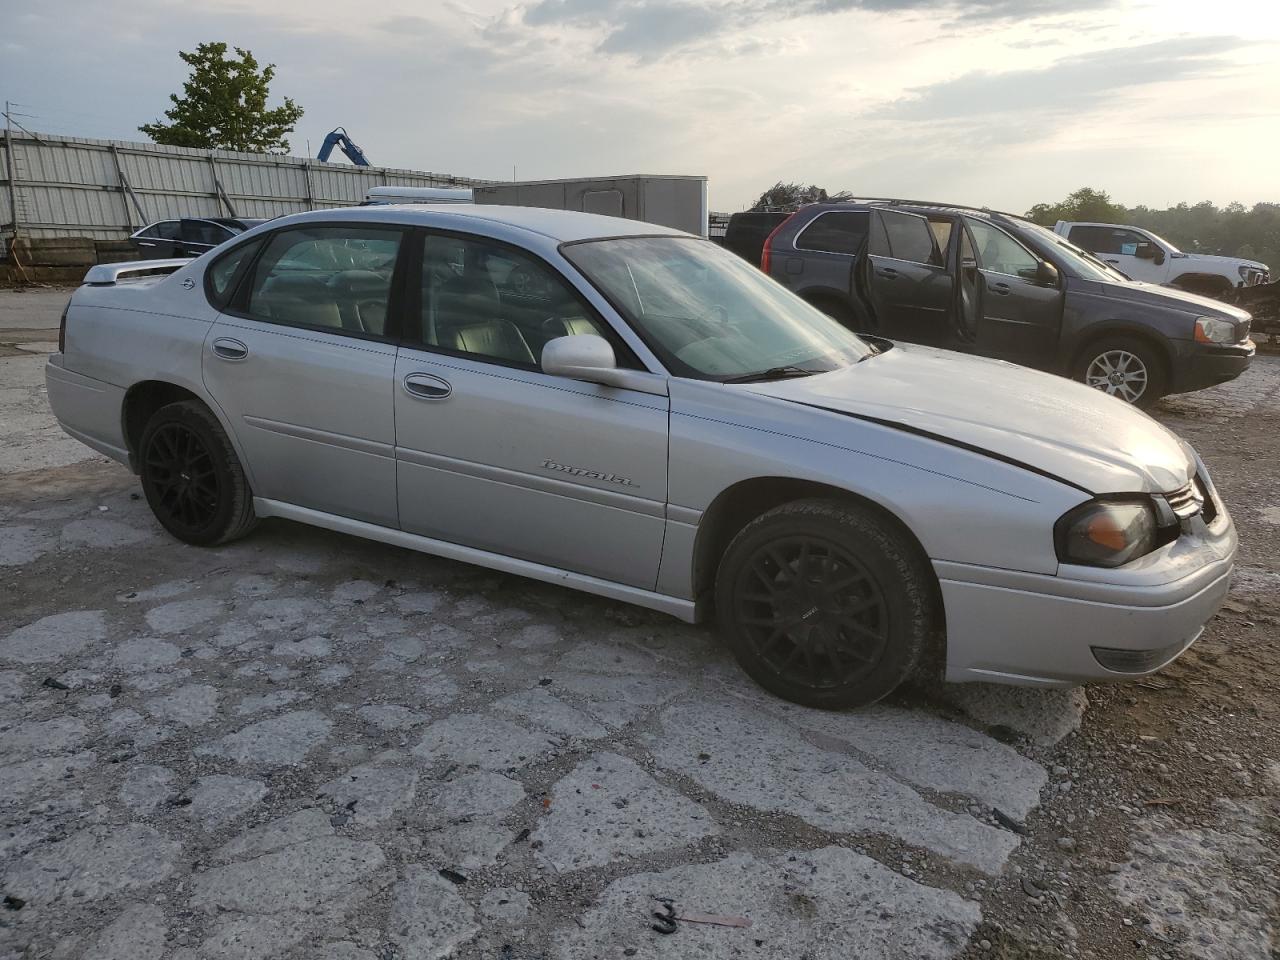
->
[137,241,157,248]
[403,373,451,400]
[212,338,249,361]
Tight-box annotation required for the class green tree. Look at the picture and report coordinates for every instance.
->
[1025,187,1127,226]
[752,182,852,210]
[140,42,303,153]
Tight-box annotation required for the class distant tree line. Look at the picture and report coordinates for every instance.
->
[752,183,1279,270]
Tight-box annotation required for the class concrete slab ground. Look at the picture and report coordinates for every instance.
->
[1,288,1276,960]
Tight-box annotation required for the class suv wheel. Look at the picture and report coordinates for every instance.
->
[715,499,936,709]
[1075,336,1166,409]
[139,400,257,546]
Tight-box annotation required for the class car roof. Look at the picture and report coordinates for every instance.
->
[258,204,691,243]
[796,199,1020,222]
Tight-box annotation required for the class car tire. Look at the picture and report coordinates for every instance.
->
[1073,336,1167,409]
[139,400,257,546]
[715,498,936,710]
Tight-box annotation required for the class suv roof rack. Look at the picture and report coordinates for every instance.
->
[832,197,1027,220]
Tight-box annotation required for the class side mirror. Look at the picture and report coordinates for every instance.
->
[1036,260,1060,286]
[1153,249,1166,266]
[540,334,668,396]
[1134,244,1157,261]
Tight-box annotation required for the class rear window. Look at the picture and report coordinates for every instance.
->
[722,211,791,264]
[794,211,869,255]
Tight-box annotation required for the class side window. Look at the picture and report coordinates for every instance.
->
[148,221,182,241]
[206,238,263,309]
[182,220,233,247]
[1067,225,1109,252]
[874,211,942,266]
[1110,229,1150,257]
[419,234,611,368]
[243,226,401,337]
[928,218,954,254]
[794,211,869,255]
[965,219,1040,279]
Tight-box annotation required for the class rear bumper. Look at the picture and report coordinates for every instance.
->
[44,356,130,465]
[938,511,1237,687]
[1169,339,1254,393]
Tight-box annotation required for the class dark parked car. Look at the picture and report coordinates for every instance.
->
[130,217,268,260]
[721,210,791,265]
[752,200,1255,407]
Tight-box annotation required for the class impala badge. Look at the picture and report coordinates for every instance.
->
[541,458,634,487]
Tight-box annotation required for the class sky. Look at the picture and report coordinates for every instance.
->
[2,0,1278,213]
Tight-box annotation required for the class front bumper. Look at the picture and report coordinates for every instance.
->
[937,505,1237,687]
[1169,338,1255,394]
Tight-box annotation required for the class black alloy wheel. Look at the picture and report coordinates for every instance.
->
[716,499,936,709]
[144,421,222,537]
[139,400,257,546]
[733,536,890,693]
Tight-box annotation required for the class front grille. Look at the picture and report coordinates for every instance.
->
[1164,481,1204,520]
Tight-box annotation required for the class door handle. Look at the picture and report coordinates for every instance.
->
[876,267,899,279]
[403,373,452,400]
[137,241,157,248]
[211,338,249,361]
[989,281,1011,296]
[1104,258,1120,264]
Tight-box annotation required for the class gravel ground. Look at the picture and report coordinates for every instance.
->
[0,287,1276,960]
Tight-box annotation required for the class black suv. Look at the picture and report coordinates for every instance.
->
[751,200,1255,407]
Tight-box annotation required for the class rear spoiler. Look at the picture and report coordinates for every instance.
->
[83,259,191,286]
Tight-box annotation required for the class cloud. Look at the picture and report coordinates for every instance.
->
[515,0,1114,58]
[891,35,1248,122]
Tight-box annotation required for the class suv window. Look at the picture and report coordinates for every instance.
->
[794,211,869,256]
[966,218,1040,279]
[872,210,940,266]
[419,234,611,368]
[244,226,401,336]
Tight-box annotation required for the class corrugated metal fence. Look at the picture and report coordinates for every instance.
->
[0,130,490,244]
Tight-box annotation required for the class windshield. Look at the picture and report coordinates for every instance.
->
[1016,221,1132,283]
[562,236,873,380]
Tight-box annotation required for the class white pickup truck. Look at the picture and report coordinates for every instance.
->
[1054,221,1269,297]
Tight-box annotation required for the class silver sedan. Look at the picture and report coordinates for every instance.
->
[45,205,1236,708]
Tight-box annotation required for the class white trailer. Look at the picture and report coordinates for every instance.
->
[474,175,709,238]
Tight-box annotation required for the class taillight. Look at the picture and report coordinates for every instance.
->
[58,299,71,353]
[759,213,796,274]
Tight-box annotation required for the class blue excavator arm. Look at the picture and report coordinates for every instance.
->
[316,127,370,166]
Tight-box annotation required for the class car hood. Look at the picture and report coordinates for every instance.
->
[1096,280,1252,321]
[745,344,1194,495]
[1179,252,1268,271]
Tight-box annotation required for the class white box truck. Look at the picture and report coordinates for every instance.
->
[474,175,709,238]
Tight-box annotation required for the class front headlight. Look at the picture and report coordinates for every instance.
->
[1055,499,1158,568]
[1194,316,1236,344]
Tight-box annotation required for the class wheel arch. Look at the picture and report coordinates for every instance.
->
[1168,272,1235,295]
[121,380,248,480]
[691,476,938,606]
[690,476,947,678]
[1067,322,1174,378]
